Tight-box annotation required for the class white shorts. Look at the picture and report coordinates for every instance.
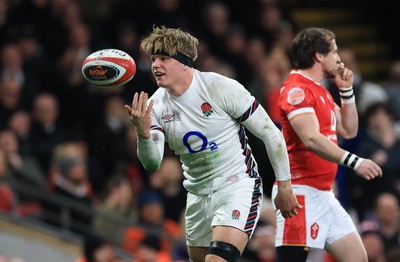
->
[185,176,263,247]
[272,184,357,249]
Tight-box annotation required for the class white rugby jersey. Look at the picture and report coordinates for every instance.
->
[145,70,287,195]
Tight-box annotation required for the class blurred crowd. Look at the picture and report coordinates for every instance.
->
[1,0,400,261]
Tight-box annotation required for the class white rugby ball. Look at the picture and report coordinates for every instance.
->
[82,49,136,88]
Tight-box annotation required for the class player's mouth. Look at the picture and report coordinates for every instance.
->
[154,72,165,78]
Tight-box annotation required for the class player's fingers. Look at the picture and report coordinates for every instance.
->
[338,62,344,72]
[345,69,353,80]
[123,105,132,116]
[347,69,353,79]
[141,92,148,114]
[137,92,145,114]
[365,171,374,180]
[365,169,378,180]
[147,99,154,114]
[375,165,383,177]
[370,165,382,178]
[131,92,139,111]
[342,68,351,80]
[368,172,375,180]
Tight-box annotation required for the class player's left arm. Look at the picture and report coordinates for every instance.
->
[335,102,358,139]
[334,62,358,139]
[215,78,290,181]
[242,105,290,182]
[242,105,302,217]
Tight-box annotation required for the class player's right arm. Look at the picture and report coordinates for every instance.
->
[290,113,382,180]
[124,91,164,172]
[136,131,165,172]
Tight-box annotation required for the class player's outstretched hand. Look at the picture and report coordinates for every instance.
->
[124,91,154,139]
[274,180,303,219]
[355,159,383,180]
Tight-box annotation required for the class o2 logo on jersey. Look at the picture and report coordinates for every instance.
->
[183,131,218,153]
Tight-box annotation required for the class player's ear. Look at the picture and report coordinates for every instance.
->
[314,52,324,63]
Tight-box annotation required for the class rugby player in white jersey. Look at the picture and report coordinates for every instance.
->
[124,26,301,262]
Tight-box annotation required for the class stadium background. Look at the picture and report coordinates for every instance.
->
[1,0,400,261]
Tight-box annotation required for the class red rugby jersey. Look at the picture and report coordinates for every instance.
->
[278,71,338,190]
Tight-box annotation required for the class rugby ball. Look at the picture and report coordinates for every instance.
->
[82,49,136,88]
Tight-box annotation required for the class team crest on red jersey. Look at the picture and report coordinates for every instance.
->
[287,87,305,105]
[310,222,319,239]
[231,210,241,220]
[201,102,214,117]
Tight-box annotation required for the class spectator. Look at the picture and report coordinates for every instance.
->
[122,190,181,256]
[57,21,91,88]
[0,147,13,213]
[0,43,25,88]
[0,42,41,110]
[0,0,13,47]
[373,192,400,256]
[58,0,83,31]
[0,77,22,129]
[362,231,386,262]
[350,102,400,216]
[245,36,269,76]
[148,0,190,31]
[384,60,400,122]
[0,129,46,190]
[30,92,67,174]
[198,1,231,58]
[254,3,291,49]
[109,0,152,37]
[92,176,138,246]
[90,95,129,191]
[17,24,58,93]
[241,222,276,262]
[43,141,93,235]
[7,110,32,156]
[222,24,253,86]
[358,220,386,262]
[149,155,186,223]
[75,233,120,262]
[133,234,173,262]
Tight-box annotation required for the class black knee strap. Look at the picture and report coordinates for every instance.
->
[207,241,240,262]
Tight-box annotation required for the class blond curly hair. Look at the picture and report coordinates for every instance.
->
[140,26,199,61]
